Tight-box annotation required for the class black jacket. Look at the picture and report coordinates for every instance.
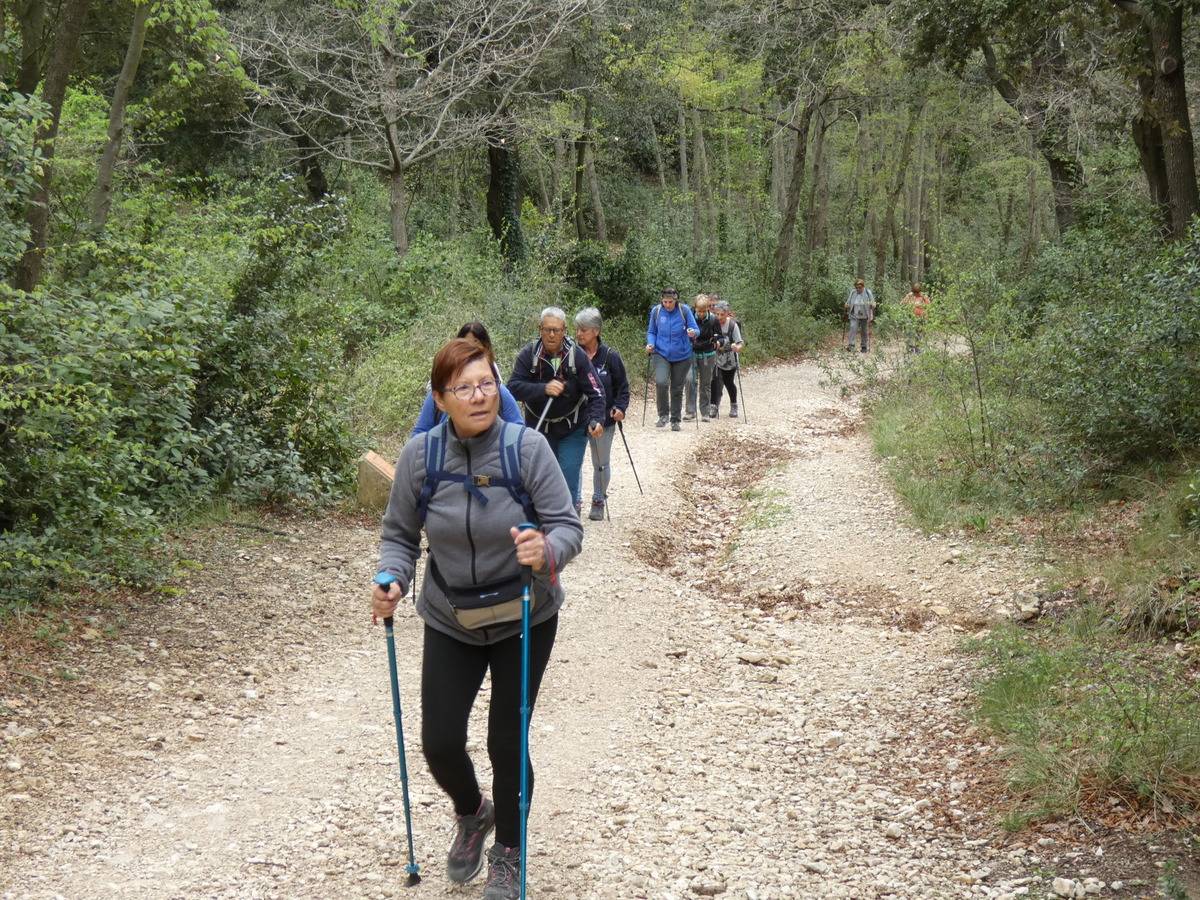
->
[507,339,606,436]
[585,343,630,428]
[693,312,720,353]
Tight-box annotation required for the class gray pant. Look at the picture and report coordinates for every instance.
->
[848,317,870,350]
[654,355,691,423]
[588,425,615,503]
[686,354,717,417]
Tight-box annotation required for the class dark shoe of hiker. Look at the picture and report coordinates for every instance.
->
[588,500,605,521]
[683,412,695,421]
[447,796,495,884]
[701,414,711,422]
[482,843,520,900]
[861,347,868,353]
[709,404,718,418]
[671,422,681,431]
[729,403,739,418]
[656,416,668,428]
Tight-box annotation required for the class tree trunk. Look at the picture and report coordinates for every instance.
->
[692,107,714,254]
[770,103,787,215]
[295,132,328,202]
[769,96,817,296]
[872,210,886,294]
[16,0,46,96]
[553,135,568,220]
[487,137,525,265]
[585,139,606,243]
[848,113,870,264]
[388,165,409,257]
[648,116,667,192]
[677,105,689,192]
[874,93,925,297]
[981,39,1082,234]
[574,99,590,241]
[92,0,151,232]
[14,0,91,291]
[1020,155,1040,270]
[1147,4,1199,239]
[805,107,828,258]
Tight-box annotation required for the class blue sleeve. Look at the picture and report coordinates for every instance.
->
[499,384,524,424]
[411,390,440,436]
[646,307,657,347]
[684,306,698,331]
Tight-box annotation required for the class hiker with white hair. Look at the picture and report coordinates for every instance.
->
[507,306,605,514]
[573,306,630,521]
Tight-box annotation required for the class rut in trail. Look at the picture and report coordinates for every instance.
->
[3,357,1084,900]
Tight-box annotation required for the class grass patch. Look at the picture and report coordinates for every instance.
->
[972,611,1200,826]
[741,485,790,531]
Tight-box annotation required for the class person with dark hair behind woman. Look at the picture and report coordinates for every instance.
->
[573,306,629,521]
[374,337,583,899]
[412,322,523,436]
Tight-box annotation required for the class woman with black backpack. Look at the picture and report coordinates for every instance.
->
[373,337,583,899]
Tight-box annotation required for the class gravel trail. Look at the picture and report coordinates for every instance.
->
[0,355,1153,899]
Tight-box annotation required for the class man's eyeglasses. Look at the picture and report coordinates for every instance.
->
[541,326,564,335]
[444,378,499,401]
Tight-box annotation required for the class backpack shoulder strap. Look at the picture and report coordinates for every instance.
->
[498,422,538,525]
[416,420,450,525]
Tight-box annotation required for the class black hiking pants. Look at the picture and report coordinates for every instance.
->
[421,615,558,848]
[710,367,737,410]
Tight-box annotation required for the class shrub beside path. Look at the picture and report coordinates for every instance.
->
[0,356,1178,898]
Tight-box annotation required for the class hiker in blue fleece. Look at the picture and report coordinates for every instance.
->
[645,287,697,431]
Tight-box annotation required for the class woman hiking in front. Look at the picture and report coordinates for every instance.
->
[373,338,583,898]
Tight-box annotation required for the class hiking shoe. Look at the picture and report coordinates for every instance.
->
[656,416,668,428]
[700,415,711,422]
[683,412,695,421]
[482,843,520,900]
[708,404,718,418]
[729,403,738,418]
[447,796,495,884]
[588,500,605,521]
[671,422,681,431]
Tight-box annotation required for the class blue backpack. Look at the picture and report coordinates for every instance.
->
[415,420,537,525]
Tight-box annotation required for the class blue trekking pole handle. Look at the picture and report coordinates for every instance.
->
[374,572,422,887]
[514,521,537,900]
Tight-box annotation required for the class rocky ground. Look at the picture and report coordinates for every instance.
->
[1,354,1194,899]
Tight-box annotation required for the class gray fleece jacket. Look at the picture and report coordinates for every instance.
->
[378,418,583,645]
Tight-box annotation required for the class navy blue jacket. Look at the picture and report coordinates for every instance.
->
[507,339,606,436]
[585,343,630,428]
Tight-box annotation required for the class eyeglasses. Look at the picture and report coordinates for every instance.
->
[444,378,498,401]
[540,326,564,335]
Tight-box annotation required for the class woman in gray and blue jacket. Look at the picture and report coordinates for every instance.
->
[373,337,583,898]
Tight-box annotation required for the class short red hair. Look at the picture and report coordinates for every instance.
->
[430,338,489,393]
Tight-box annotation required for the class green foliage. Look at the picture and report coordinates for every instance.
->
[972,613,1200,826]
[0,89,45,273]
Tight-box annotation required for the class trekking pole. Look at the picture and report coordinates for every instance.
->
[616,422,644,495]
[372,572,421,887]
[533,392,555,433]
[515,521,538,900]
[691,359,700,432]
[640,355,651,426]
[734,353,749,425]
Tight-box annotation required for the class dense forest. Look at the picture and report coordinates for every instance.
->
[1,0,1199,848]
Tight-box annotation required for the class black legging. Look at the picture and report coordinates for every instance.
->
[421,616,558,848]
[710,367,737,407]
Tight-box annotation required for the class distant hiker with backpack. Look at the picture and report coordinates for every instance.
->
[685,293,720,422]
[373,337,584,899]
[900,282,930,353]
[709,300,744,418]
[507,307,605,514]
[646,287,698,431]
[845,278,876,353]
[412,322,524,436]
[573,306,630,521]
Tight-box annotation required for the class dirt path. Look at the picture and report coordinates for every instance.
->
[0,355,1169,899]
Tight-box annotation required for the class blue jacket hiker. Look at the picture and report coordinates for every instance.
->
[507,307,605,511]
[644,287,698,430]
[411,321,524,436]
